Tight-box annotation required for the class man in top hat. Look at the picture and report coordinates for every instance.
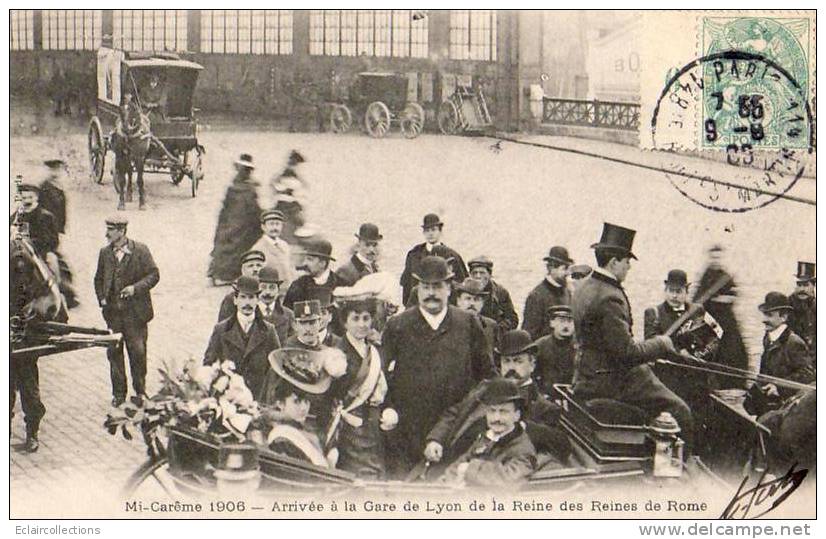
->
[424,330,570,478]
[572,223,694,453]
[789,262,816,350]
[11,183,60,274]
[336,223,383,287]
[208,154,262,285]
[204,276,281,399]
[383,255,493,477]
[534,305,578,392]
[94,215,160,408]
[437,378,538,487]
[257,266,294,345]
[399,213,468,306]
[217,250,267,322]
[455,277,501,356]
[283,238,344,313]
[251,209,295,294]
[468,256,519,332]
[522,246,574,341]
[39,159,67,235]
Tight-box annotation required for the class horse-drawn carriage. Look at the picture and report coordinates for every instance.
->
[88,47,205,204]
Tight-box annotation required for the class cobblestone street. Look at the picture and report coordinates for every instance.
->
[9,110,816,517]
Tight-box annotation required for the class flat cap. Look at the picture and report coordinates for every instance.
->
[105,215,129,227]
[240,250,266,264]
[260,209,286,223]
[468,256,494,271]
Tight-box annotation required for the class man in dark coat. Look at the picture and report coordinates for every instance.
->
[283,238,343,312]
[572,223,693,452]
[335,223,382,286]
[534,305,578,392]
[789,261,816,351]
[468,255,519,332]
[522,246,573,341]
[257,266,294,345]
[94,216,160,407]
[383,256,493,477]
[208,154,262,285]
[204,276,281,400]
[38,160,67,235]
[399,213,468,306]
[216,250,266,322]
[11,184,59,267]
[455,277,501,356]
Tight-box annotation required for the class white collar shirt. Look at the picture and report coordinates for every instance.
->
[419,306,448,330]
[767,324,788,343]
[313,269,331,285]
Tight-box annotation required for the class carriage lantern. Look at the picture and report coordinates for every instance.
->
[214,443,261,495]
[648,412,684,478]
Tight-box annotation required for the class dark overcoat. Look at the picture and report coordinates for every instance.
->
[522,279,571,341]
[789,294,816,350]
[282,272,345,312]
[208,177,261,282]
[334,254,375,287]
[643,301,704,339]
[534,334,577,391]
[759,327,814,400]
[480,280,519,332]
[38,181,67,234]
[12,206,59,257]
[440,424,537,487]
[94,239,160,327]
[400,243,468,305]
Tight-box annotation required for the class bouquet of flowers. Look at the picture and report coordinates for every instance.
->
[103,359,261,458]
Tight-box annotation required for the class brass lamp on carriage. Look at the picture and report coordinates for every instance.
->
[647,412,685,478]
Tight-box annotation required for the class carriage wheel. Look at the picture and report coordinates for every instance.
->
[437,101,461,135]
[329,104,352,134]
[400,103,426,139]
[122,457,182,498]
[364,101,391,138]
[190,148,204,198]
[170,150,187,186]
[88,118,106,184]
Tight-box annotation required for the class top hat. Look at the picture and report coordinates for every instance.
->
[590,222,637,260]
[481,377,525,406]
[495,329,538,356]
[795,261,816,283]
[421,213,444,229]
[355,223,383,242]
[569,264,593,280]
[235,275,261,295]
[240,250,266,265]
[412,256,454,284]
[547,305,574,319]
[235,153,255,169]
[267,348,331,394]
[544,246,574,266]
[44,159,65,169]
[293,299,322,321]
[303,238,336,261]
[455,277,489,297]
[758,292,793,313]
[468,255,494,271]
[258,266,283,284]
[105,214,129,228]
[664,269,689,288]
[288,150,306,165]
[213,444,260,480]
[260,209,286,223]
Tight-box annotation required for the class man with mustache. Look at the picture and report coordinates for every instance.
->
[204,276,281,399]
[522,246,573,341]
[467,256,519,332]
[424,330,570,478]
[335,223,383,287]
[534,305,578,392]
[455,277,500,356]
[383,256,492,477]
[251,209,295,294]
[216,250,266,322]
[283,238,344,313]
[257,266,294,344]
[788,261,816,351]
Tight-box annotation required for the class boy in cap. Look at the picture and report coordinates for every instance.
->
[789,261,816,350]
[252,209,295,293]
[522,246,573,341]
[335,223,383,286]
[468,255,519,332]
[257,266,294,344]
[216,250,267,322]
[534,305,577,392]
[455,277,500,355]
[399,213,468,306]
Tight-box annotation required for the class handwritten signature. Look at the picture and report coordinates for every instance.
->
[720,463,808,519]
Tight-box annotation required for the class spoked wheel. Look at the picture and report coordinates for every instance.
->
[190,148,204,198]
[88,117,106,184]
[122,458,182,498]
[330,104,352,133]
[400,103,425,139]
[170,150,186,186]
[364,101,391,138]
[437,100,461,135]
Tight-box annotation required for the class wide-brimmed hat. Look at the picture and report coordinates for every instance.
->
[293,300,322,321]
[235,275,260,295]
[547,305,574,319]
[495,329,537,356]
[258,266,283,285]
[795,261,816,283]
[303,238,336,261]
[105,214,129,228]
[235,153,255,169]
[544,246,573,266]
[590,222,637,260]
[455,277,489,297]
[213,444,260,480]
[268,348,331,394]
[758,292,793,313]
[356,223,383,242]
[260,209,286,223]
[664,269,689,288]
[481,377,525,406]
[240,250,266,265]
[468,255,494,271]
[421,213,444,229]
[412,256,454,284]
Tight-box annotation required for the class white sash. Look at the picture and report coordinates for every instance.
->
[326,343,385,443]
[267,424,330,468]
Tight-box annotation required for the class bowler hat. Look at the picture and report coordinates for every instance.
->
[544,246,573,266]
[412,255,454,284]
[664,269,689,288]
[235,276,260,295]
[355,223,383,242]
[18,183,41,194]
[303,238,336,261]
[590,222,637,260]
[468,255,494,271]
[293,300,323,321]
[235,153,255,169]
[268,347,331,394]
[481,377,525,406]
[105,214,128,228]
[260,209,286,223]
[795,261,816,283]
[547,305,574,319]
[44,159,65,169]
[569,264,593,280]
[258,266,283,284]
[240,250,266,265]
[495,329,538,356]
[455,277,489,297]
[758,292,793,313]
[214,444,260,480]
[421,213,444,229]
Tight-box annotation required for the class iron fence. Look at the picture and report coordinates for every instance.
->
[542,98,639,131]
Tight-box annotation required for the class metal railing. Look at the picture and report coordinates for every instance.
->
[542,98,640,131]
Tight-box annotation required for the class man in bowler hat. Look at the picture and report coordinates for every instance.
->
[336,223,383,286]
[789,261,816,350]
[257,266,294,345]
[94,215,159,407]
[283,238,344,312]
[217,250,267,322]
[522,246,573,341]
[468,255,519,332]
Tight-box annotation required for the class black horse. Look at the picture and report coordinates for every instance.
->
[111,97,152,211]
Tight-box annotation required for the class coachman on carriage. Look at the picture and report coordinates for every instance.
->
[88,47,205,209]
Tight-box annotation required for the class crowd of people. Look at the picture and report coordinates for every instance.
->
[10,152,817,486]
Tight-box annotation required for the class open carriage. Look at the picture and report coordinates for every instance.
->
[88,47,205,197]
